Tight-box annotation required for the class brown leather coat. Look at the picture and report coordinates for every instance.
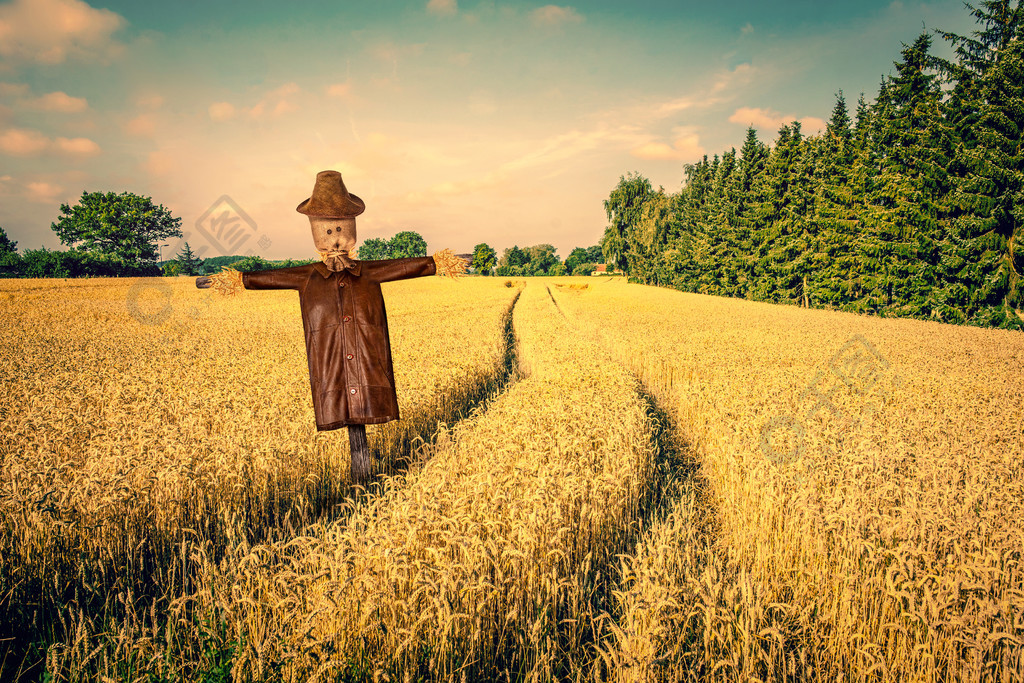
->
[242,257,436,431]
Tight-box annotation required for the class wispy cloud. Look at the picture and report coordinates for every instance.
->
[53,136,99,155]
[631,126,705,162]
[0,82,30,97]
[0,0,125,64]
[124,113,156,137]
[208,101,236,122]
[729,106,825,135]
[208,83,302,122]
[0,127,48,156]
[530,5,583,28]
[23,91,89,112]
[24,180,65,203]
[426,0,457,16]
[0,127,101,157]
[326,82,352,98]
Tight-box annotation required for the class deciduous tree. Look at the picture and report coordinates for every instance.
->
[51,191,182,265]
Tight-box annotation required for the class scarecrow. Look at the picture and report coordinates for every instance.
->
[196,170,467,483]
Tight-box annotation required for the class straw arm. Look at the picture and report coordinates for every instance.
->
[431,248,469,278]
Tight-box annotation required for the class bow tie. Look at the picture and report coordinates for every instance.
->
[317,249,358,273]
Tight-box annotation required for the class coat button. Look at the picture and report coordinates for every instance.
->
[346,354,353,360]
[343,315,351,322]
[339,282,346,288]
[349,388,357,394]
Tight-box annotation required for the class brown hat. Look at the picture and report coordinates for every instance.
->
[296,170,365,217]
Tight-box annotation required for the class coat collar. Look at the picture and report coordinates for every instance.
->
[313,260,361,278]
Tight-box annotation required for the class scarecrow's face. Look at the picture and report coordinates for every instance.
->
[309,216,357,253]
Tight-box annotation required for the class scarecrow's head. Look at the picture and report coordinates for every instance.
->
[297,170,365,254]
[309,215,357,253]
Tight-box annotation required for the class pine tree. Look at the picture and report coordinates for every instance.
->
[866,33,952,319]
[813,91,864,308]
[736,127,769,297]
[935,0,1024,328]
[175,242,203,276]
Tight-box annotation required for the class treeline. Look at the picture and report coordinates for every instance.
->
[0,240,163,278]
[0,234,317,279]
[603,0,1023,330]
[480,243,604,276]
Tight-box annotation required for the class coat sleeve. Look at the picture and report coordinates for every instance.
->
[242,265,310,290]
[363,256,437,284]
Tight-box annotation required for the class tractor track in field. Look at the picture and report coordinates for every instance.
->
[543,284,718,645]
[376,287,524,476]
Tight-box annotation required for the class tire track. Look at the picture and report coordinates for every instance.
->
[544,284,720,677]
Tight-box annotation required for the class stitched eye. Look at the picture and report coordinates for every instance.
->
[326,229,332,234]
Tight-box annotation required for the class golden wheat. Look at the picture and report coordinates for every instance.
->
[550,277,1024,683]
[174,282,659,681]
[0,274,517,679]
[4,274,1021,682]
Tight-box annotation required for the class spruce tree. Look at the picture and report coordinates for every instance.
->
[814,92,863,308]
[867,33,952,319]
[175,242,203,276]
[936,0,1024,328]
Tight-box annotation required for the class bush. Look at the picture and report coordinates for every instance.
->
[228,256,270,272]
[15,248,162,278]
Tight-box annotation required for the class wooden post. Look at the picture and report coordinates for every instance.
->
[348,424,372,484]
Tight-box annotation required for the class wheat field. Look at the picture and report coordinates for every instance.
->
[0,275,1021,681]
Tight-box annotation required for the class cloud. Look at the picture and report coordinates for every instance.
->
[135,93,165,110]
[125,113,156,137]
[630,127,705,161]
[210,83,302,122]
[0,82,30,97]
[643,65,753,121]
[402,123,646,205]
[741,22,754,35]
[729,106,825,135]
[24,180,64,203]
[426,0,457,15]
[800,117,826,135]
[268,82,299,98]
[326,82,351,98]
[0,127,49,155]
[0,0,125,64]
[209,102,236,122]
[143,149,173,176]
[530,5,583,28]
[0,126,99,156]
[711,63,754,94]
[272,99,297,116]
[24,91,89,112]
[54,136,100,155]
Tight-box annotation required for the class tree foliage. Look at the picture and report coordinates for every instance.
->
[0,228,16,254]
[51,191,182,264]
[602,0,1024,330]
[175,242,203,276]
[389,231,428,259]
[357,231,427,260]
[357,238,392,261]
[471,243,497,274]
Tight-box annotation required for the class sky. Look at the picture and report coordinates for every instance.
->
[0,0,978,263]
